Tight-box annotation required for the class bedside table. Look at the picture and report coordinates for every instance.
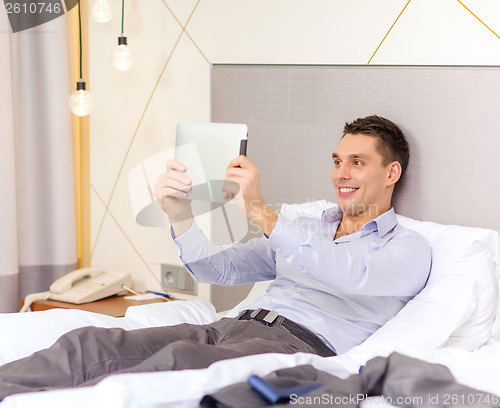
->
[22,295,169,317]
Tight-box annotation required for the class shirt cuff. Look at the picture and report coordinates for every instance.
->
[171,221,207,260]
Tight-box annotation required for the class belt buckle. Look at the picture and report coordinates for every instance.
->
[251,308,279,325]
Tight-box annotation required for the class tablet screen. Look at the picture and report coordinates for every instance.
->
[175,122,248,202]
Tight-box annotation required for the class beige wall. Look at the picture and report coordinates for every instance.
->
[89,0,500,301]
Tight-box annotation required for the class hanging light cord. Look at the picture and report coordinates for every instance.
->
[121,0,125,35]
[78,0,83,81]
[75,0,85,90]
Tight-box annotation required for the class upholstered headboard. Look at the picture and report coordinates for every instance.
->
[209,64,500,311]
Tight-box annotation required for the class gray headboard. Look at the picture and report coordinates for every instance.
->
[209,64,500,311]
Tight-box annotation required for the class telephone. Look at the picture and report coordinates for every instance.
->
[20,268,132,312]
[49,268,132,304]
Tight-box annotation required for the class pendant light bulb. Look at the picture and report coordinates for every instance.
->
[111,36,133,71]
[90,0,113,23]
[69,81,93,117]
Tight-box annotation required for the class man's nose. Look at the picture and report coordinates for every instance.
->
[334,164,351,180]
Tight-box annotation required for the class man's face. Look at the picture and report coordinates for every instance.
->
[331,133,393,217]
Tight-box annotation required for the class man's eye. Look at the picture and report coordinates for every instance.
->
[333,160,341,166]
[353,160,363,166]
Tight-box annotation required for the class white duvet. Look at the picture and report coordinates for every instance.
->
[0,300,500,408]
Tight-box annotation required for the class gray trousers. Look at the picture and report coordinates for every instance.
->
[0,317,318,400]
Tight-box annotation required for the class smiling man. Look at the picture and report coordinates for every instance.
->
[0,115,431,400]
[159,115,431,356]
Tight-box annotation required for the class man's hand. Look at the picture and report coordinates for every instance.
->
[154,159,194,236]
[224,155,278,237]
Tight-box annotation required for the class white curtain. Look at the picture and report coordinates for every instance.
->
[0,9,77,312]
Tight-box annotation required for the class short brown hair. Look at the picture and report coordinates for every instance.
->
[343,115,409,175]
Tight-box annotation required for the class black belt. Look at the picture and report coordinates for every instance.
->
[238,308,336,357]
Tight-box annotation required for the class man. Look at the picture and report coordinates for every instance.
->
[0,115,430,399]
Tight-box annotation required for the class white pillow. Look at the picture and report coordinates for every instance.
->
[396,215,498,350]
[486,232,500,341]
[124,299,215,327]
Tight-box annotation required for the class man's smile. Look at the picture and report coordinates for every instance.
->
[338,187,359,197]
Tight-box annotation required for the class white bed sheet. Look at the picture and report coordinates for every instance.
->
[0,300,216,366]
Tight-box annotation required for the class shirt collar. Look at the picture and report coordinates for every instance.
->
[321,206,343,223]
[321,206,397,238]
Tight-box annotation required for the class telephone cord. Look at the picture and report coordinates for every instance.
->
[20,291,52,313]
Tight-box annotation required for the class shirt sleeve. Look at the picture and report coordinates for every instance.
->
[172,221,277,286]
[267,213,431,297]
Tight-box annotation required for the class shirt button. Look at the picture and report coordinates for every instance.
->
[276,248,281,252]
[297,288,302,293]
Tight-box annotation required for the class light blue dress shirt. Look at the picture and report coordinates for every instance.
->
[173,202,431,354]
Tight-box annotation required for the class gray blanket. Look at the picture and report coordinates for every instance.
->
[201,352,500,408]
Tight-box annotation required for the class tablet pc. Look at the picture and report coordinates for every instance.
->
[174,122,248,202]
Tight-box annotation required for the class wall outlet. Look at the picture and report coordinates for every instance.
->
[161,264,197,295]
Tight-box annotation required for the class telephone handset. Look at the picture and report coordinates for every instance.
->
[20,268,132,312]
[49,268,132,304]
[49,268,104,293]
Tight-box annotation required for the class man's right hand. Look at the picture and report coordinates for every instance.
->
[154,159,194,235]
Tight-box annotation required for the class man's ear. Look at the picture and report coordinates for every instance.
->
[387,161,402,186]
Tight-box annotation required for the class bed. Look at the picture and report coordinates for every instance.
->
[1,65,500,407]
[1,202,499,407]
